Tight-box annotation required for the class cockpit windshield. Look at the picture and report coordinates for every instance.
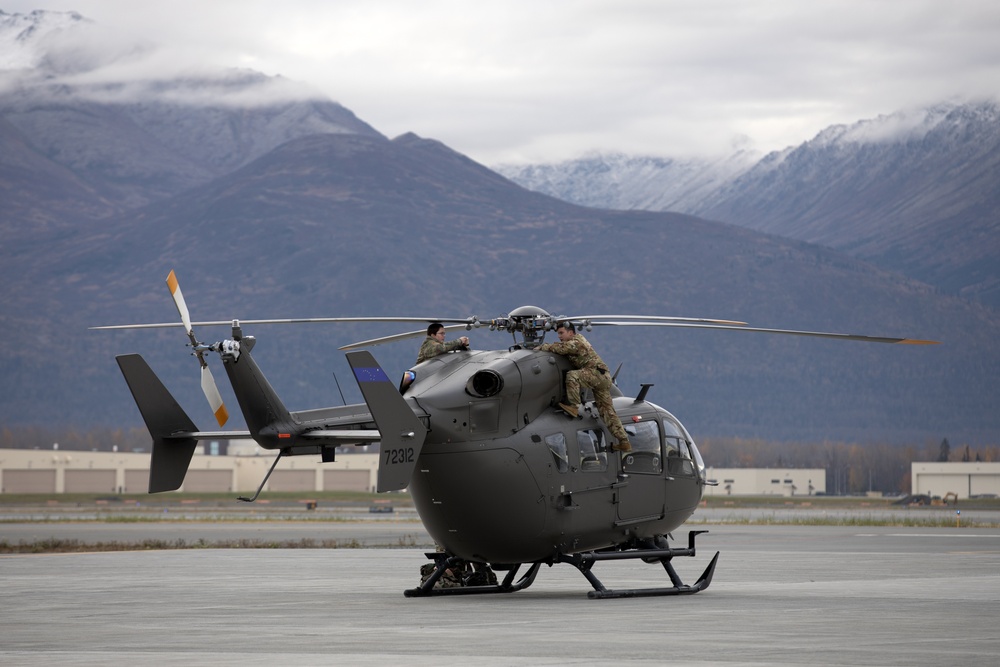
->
[688,440,706,478]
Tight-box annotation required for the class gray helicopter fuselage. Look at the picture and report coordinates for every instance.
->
[104,282,935,596]
[402,348,706,563]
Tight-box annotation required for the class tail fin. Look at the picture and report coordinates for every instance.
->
[218,338,296,447]
[346,350,427,492]
[117,354,197,493]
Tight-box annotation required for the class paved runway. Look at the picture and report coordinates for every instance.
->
[1,517,434,547]
[3,524,999,666]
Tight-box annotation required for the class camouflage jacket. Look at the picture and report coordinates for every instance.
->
[537,334,608,372]
[416,336,466,364]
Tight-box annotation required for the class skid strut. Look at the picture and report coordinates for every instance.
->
[237,450,284,502]
[559,530,719,599]
[404,530,718,599]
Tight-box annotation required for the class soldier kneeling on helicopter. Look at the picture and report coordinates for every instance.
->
[537,321,632,452]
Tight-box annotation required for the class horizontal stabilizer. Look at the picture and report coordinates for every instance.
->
[116,354,199,493]
[300,430,383,442]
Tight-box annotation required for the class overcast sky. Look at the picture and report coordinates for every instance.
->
[4,0,1000,164]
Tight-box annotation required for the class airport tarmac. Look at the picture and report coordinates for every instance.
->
[3,524,999,666]
[0,515,433,547]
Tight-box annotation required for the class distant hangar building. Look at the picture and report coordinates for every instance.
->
[702,468,826,496]
[0,445,379,495]
[911,462,1000,499]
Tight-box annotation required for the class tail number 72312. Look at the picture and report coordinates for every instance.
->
[384,447,415,466]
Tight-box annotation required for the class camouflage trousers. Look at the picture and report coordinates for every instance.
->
[419,560,498,588]
[565,367,630,445]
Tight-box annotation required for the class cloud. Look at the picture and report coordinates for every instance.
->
[1,9,325,107]
[2,1,999,163]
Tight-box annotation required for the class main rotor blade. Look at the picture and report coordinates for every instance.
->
[595,321,940,344]
[566,315,748,326]
[201,365,229,427]
[91,314,746,331]
[91,316,477,331]
[338,324,471,351]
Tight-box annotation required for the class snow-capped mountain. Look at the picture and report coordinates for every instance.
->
[494,147,761,213]
[496,100,1000,309]
[0,8,90,71]
[694,100,1000,307]
[1,9,382,212]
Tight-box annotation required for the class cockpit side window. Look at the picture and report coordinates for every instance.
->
[665,436,695,477]
[576,428,608,472]
[663,435,679,458]
[622,419,661,475]
[662,419,683,440]
[544,432,569,473]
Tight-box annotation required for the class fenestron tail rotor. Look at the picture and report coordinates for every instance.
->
[166,270,229,427]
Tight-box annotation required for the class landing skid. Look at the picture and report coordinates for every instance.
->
[563,530,719,599]
[404,555,542,597]
[403,530,718,599]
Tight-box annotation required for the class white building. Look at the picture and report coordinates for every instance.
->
[911,462,1000,499]
[702,468,826,496]
[0,448,380,494]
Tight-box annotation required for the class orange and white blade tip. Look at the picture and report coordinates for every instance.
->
[201,366,229,427]
[166,270,192,333]
[213,403,229,427]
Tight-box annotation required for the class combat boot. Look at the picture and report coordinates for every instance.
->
[418,562,437,586]
[558,403,579,418]
[612,439,632,453]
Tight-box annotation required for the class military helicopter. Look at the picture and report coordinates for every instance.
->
[95,271,938,599]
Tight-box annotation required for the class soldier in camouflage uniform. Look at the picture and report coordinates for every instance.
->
[416,322,469,363]
[538,321,632,452]
[402,322,470,392]
[410,322,495,587]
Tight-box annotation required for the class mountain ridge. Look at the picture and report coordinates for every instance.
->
[496,100,1000,309]
[3,131,995,445]
[1,9,996,445]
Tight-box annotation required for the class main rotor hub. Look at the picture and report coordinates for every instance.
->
[503,305,555,348]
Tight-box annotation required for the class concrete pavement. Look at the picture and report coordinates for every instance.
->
[3,525,999,665]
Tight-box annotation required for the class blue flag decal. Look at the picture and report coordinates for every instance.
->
[353,366,391,383]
